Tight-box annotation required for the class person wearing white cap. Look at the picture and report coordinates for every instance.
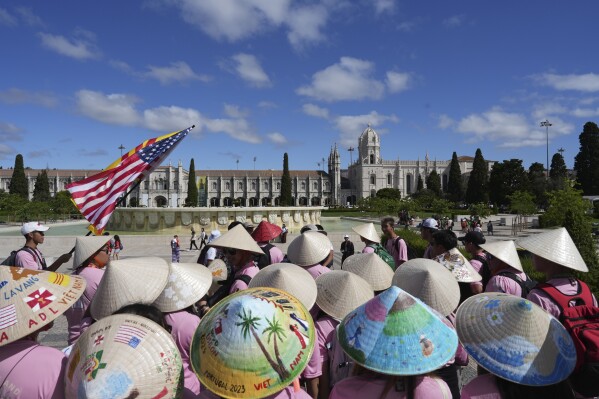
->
[340,234,355,264]
[204,229,221,265]
[419,217,439,259]
[15,221,72,271]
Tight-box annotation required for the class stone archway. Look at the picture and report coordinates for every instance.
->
[311,197,321,206]
[223,197,233,207]
[249,197,259,207]
[210,197,220,207]
[155,196,167,207]
[299,197,308,206]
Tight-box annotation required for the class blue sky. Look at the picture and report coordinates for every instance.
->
[0,1,598,172]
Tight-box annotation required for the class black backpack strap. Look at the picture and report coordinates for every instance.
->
[19,247,47,270]
[234,274,252,286]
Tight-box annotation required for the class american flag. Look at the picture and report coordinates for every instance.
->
[114,324,147,348]
[0,304,17,330]
[66,126,193,235]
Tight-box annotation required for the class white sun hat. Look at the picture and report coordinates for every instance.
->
[287,231,332,267]
[90,257,170,320]
[72,236,111,269]
[516,227,588,272]
[434,248,482,283]
[208,224,264,254]
[315,270,374,321]
[351,222,380,243]
[480,240,524,272]
[342,253,394,291]
[153,262,213,313]
[248,263,317,309]
[392,258,460,317]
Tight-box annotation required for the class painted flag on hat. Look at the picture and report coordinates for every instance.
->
[66,126,194,235]
[23,287,56,312]
[114,324,146,348]
[0,304,17,329]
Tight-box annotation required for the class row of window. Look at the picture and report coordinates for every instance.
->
[211,181,329,191]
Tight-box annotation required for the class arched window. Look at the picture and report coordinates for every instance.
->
[264,182,269,190]
[212,182,217,190]
[387,173,392,185]
[324,182,329,189]
[370,190,376,197]
[370,154,375,164]
[370,175,376,185]
[251,181,256,190]
[406,174,412,193]
[301,182,306,190]
[276,182,281,190]
[225,182,230,190]
[238,182,243,190]
[313,182,318,190]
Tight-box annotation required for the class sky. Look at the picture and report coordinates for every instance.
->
[1,1,598,173]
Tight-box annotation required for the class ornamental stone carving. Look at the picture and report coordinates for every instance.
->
[199,216,210,226]
[268,214,277,223]
[253,213,263,224]
[282,212,290,223]
[217,212,228,225]
[180,212,192,226]
[293,211,301,223]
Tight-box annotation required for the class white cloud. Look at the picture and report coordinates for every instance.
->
[39,32,100,60]
[230,53,271,88]
[286,5,327,50]
[373,0,396,14]
[297,57,386,102]
[204,117,261,144]
[0,88,58,107]
[571,107,599,118]
[223,104,249,119]
[334,111,399,148]
[0,122,23,141]
[531,102,568,121]
[145,61,211,85]
[397,20,417,32]
[267,132,288,145]
[443,14,466,28]
[0,7,17,26]
[302,103,329,119]
[536,73,599,92]
[76,90,141,126]
[437,114,455,129]
[0,144,14,159]
[386,71,411,93]
[15,7,43,27]
[258,101,277,109]
[143,106,202,132]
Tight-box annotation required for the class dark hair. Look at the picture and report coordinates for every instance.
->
[114,235,121,242]
[381,217,395,228]
[495,375,575,399]
[432,230,457,251]
[114,304,169,331]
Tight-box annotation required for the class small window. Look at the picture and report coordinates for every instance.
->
[324,182,329,189]
[225,182,230,190]
[370,154,375,164]
[238,182,243,190]
[252,182,256,190]
[301,182,306,190]
[313,182,317,190]
[276,182,281,190]
[370,175,376,185]
[387,174,392,185]
[264,182,269,189]
[212,182,217,190]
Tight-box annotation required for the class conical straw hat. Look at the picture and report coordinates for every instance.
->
[251,221,282,242]
[73,236,111,268]
[208,224,264,254]
[315,270,374,321]
[153,263,213,313]
[516,227,588,272]
[392,258,460,317]
[342,253,394,291]
[479,240,523,272]
[433,248,482,283]
[90,257,170,320]
[64,313,183,398]
[287,231,331,267]
[0,267,86,346]
[456,293,576,386]
[248,263,317,309]
[338,286,458,375]
[351,222,380,243]
[207,259,228,296]
[190,287,315,399]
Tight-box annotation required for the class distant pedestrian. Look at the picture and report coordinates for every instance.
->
[112,235,123,260]
[190,227,199,250]
[171,235,180,263]
[340,234,355,264]
[487,220,494,236]
[199,228,207,249]
[280,223,288,243]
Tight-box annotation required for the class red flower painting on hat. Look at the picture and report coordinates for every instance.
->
[23,287,56,312]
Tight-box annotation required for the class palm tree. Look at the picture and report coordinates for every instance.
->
[264,315,288,374]
[236,308,290,381]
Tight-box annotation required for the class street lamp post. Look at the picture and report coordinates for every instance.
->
[540,120,552,174]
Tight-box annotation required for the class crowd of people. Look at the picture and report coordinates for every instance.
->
[0,217,597,399]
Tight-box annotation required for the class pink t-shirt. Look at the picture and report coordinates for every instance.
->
[460,374,502,399]
[14,247,45,270]
[64,266,105,344]
[164,310,201,398]
[469,254,487,290]
[303,264,330,280]
[385,237,408,266]
[0,340,66,399]
[423,244,434,259]
[527,277,598,319]
[362,245,375,254]
[230,261,260,293]
[315,314,338,363]
[330,374,451,399]
[199,385,311,399]
[260,243,285,264]
[301,343,322,379]
[486,267,527,297]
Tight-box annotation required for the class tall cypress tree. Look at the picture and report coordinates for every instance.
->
[574,122,599,195]
[416,175,424,191]
[32,169,51,202]
[447,152,462,202]
[465,148,488,204]
[280,153,292,206]
[9,154,28,200]
[426,170,441,196]
[549,152,567,190]
[185,158,198,206]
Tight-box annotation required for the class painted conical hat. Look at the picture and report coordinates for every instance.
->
[337,286,458,375]
[190,287,315,399]
[90,257,170,320]
[342,253,394,291]
[287,231,331,267]
[392,258,460,317]
[251,221,282,242]
[456,293,576,386]
[351,222,380,243]
[153,263,213,313]
[0,267,86,346]
[248,263,317,309]
[73,236,111,268]
[207,259,228,296]
[209,224,264,254]
[433,248,482,283]
[315,270,374,321]
[479,240,523,272]
[64,314,183,398]
[516,227,588,272]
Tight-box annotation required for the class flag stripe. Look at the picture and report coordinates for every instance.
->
[0,304,17,329]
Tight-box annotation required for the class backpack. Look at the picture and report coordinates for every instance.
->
[496,271,537,298]
[393,237,416,261]
[1,247,47,269]
[207,274,252,307]
[255,243,274,269]
[537,279,599,397]
[473,253,491,289]
[367,244,396,271]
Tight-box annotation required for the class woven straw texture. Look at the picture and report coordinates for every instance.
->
[516,227,588,272]
[248,263,317,309]
[153,262,213,313]
[315,270,374,321]
[209,224,264,254]
[479,240,523,272]
[351,222,380,243]
[287,231,331,267]
[342,253,394,291]
[73,236,111,268]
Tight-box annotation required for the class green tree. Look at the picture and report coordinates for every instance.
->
[574,121,599,195]
[527,162,548,209]
[426,170,441,196]
[376,188,401,200]
[185,158,198,207]
[508,190,537,215]
[469,203,492,219]
[447,152,463,202]
[430,198,451,216]
[416,175,424,191]
[0,192,28,215]
[542,181,588,228]
[32,169,51,203]
[411,189,437,210]
[488,159,528,207]
[563,209,599,290]
[51,191,78,215]
[465,149,488,204]
[280,153,292,206]
[549,152,568,191]
[9,154,28,200]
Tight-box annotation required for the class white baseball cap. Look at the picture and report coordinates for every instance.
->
[344,234,349,238]
[419,218,439,230]
[21,222,50,235]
